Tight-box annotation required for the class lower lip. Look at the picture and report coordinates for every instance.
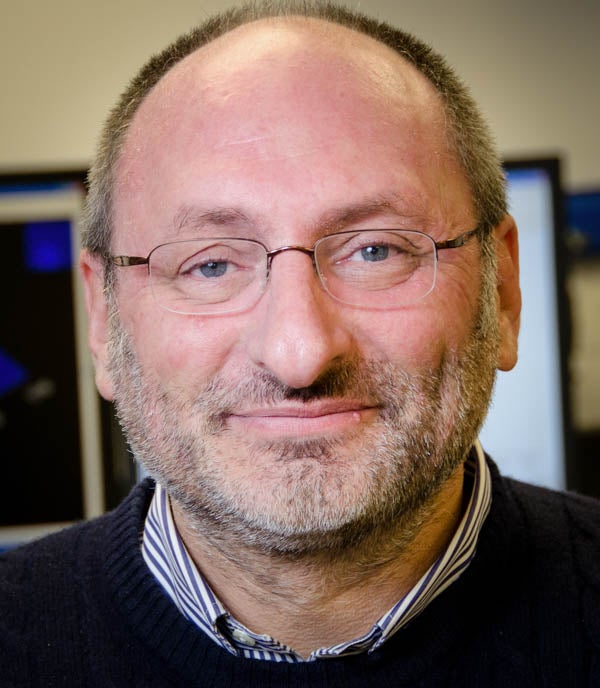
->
[227,408,377,438]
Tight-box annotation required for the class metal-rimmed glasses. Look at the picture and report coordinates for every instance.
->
[111,227,479,315]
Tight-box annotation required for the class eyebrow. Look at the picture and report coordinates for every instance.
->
[172,205,253,235]
[317,197,425,232]
[171,194,427,239]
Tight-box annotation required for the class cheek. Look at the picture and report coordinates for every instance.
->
[342,234,483,370]
[353,294,477,371]
[127,310,242,391]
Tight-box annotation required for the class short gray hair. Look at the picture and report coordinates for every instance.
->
[82,0,506,266]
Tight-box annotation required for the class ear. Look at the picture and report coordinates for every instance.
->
[79,249,115,400]
[493,215,521,371]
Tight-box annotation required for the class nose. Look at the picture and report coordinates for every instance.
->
[244,250,354,389]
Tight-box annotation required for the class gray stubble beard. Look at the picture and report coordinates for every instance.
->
[107,265,499,559]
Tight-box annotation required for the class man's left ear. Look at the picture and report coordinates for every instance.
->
[493,214,521,371]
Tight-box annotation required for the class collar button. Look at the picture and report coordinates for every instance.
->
[231,628,256,647]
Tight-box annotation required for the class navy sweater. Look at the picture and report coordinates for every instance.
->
[2,461,600,687]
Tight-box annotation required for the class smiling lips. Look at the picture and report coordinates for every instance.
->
[227,401,379,437]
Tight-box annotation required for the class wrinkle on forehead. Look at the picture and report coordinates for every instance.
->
[211,133,337,162]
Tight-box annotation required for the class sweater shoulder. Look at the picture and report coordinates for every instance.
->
[504,475,600,578]
[501,473,600,540]
[0,481,155,676]
[0,479,154,595]
[487,467,600,642]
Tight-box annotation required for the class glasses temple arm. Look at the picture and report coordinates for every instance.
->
[434,227,480,251]
[111,256,150,267]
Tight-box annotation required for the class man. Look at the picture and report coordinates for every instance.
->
[2,1,599,685]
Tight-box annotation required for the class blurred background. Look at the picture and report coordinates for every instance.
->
[1,0,599,545]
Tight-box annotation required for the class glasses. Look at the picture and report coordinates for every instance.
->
[111,227,479,315]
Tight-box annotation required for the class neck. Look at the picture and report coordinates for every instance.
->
[171,465,465,658]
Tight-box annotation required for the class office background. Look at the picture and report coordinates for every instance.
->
[1,0,599,539]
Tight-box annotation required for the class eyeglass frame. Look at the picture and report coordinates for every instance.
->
[109,226,481,312]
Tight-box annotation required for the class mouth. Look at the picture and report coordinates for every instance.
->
[226,401,379,438]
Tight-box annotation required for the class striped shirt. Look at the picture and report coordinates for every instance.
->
[142,440,491,662]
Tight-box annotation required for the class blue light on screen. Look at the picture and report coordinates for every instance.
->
[567,191,600,253]
[23,220,72,272]
[0,348,28,398]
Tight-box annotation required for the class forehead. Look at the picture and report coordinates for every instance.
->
[114,18,466,245]
[141,17,439,111]
[127,19,443,146]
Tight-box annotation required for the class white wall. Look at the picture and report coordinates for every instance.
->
[1,0,599,189]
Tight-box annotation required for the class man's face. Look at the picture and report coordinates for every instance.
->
[83,20,519,553]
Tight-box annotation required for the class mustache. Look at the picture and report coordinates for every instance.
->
[195,357,441,420]
[199,358,378,409]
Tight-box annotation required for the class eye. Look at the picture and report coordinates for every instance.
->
[356,244,390,262]
[321,231,428,288]
[345,240,405,264]
[190,260,229,278]
[178,244,245,280]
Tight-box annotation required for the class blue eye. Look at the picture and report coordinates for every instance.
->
[199,260,228,277]
[361,245,389,262]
